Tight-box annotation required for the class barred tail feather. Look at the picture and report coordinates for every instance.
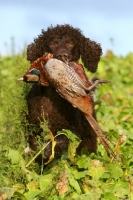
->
[85,114,114,157]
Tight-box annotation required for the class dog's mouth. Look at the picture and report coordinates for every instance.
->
[54,51,71,64]
[57,55,69,63]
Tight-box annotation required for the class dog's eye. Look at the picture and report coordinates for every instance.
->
[49,41,58,47]
[66,42,74,47]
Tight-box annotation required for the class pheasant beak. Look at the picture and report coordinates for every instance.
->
[17,77,24,81]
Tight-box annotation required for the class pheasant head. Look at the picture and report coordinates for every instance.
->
[18,68,40,83]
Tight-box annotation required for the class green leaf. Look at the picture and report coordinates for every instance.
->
[128,132,133,140]
[25,170,39,182]
[101,172,110,179]
[71,192,101,200]
[24,189,41,199]
[39,174,53,191]
[72,169,87,179]
[106,163,123,180]
[68,175,81,194]
[113,180,129,197]
[77,155,91,169]
[58,129,81,162]
[130,193,133,200]
[102,192,119,200]
[12,183,25,193]
[88,166,105,179]
[27,180,38,190]
[8,149,22,164]
[88,161,105,179]
[13,191,27,200]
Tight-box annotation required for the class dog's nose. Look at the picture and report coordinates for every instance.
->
[56,51,68,57]
[56,51,69,61]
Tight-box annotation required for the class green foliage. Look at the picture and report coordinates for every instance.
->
[0,50,133,199]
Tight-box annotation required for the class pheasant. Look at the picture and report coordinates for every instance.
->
[18,53,113,156]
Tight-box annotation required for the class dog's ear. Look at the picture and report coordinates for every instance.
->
[27,30,49,63]
[27,43,38,63]
[79,37,102,73]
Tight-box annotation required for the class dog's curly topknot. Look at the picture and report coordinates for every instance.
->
[27,24,102,73]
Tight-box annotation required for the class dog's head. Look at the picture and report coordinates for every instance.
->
[27,24,102,73]
[47,34,75,63]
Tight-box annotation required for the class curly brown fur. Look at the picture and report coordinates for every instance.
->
[26,24,102,164]
[27,24,102,72]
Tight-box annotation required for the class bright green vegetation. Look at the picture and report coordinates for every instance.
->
[0,50,133,199]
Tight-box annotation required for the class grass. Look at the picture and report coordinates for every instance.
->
[0,49,133,199]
